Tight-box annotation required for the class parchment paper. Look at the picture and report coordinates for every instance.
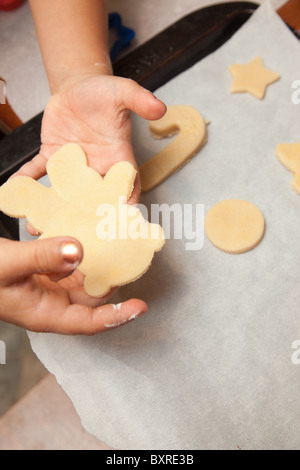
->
[22,1,300,449]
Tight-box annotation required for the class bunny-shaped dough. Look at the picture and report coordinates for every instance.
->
[0,144,165,297]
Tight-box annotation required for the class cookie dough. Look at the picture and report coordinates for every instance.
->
[276,142,300,193]
[229,56,280,99]
[139,105,207,192]
[205,199,265,254]
[0,144,165,297]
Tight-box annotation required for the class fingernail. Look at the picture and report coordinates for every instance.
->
[104,304,146,329]
[61,242,80,266]
[151,93,160,101]
[128,310,145,321]
[152,93,164,104]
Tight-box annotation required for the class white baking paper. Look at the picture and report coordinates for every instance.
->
[22,1,300,449]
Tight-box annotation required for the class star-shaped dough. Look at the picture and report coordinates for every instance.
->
[0,144,165,297]
[276,142,300,193]
[229,56,280,99]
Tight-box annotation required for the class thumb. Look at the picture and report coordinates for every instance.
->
[0,237,83,284]
[119,78,167,121]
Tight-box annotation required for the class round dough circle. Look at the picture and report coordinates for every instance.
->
[205,199,265,254]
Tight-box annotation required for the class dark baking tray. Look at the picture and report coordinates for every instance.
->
[0,1,296,239]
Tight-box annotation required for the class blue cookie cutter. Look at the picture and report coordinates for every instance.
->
[108,12,135,61]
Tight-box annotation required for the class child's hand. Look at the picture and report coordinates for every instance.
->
[15,74,166,204]
[0,237,147,334]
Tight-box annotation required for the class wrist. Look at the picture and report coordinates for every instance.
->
[49,60,113,95]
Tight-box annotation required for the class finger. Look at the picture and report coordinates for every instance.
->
[129,170,141,206]
[12,153,48,181]
[47,270,78,283]
[41,298,148,335]
[26,222,41,237]
[119,78,167,121]
[0,237,83,284]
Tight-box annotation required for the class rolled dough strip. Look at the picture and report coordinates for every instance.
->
[205,199,265,254]
[139,105,207,192]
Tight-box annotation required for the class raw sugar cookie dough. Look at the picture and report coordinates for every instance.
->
[276,141,300,193]
[205,199,265,254]
[140,105,208,192]
[229,56,280,99]
[0,144,165,297]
